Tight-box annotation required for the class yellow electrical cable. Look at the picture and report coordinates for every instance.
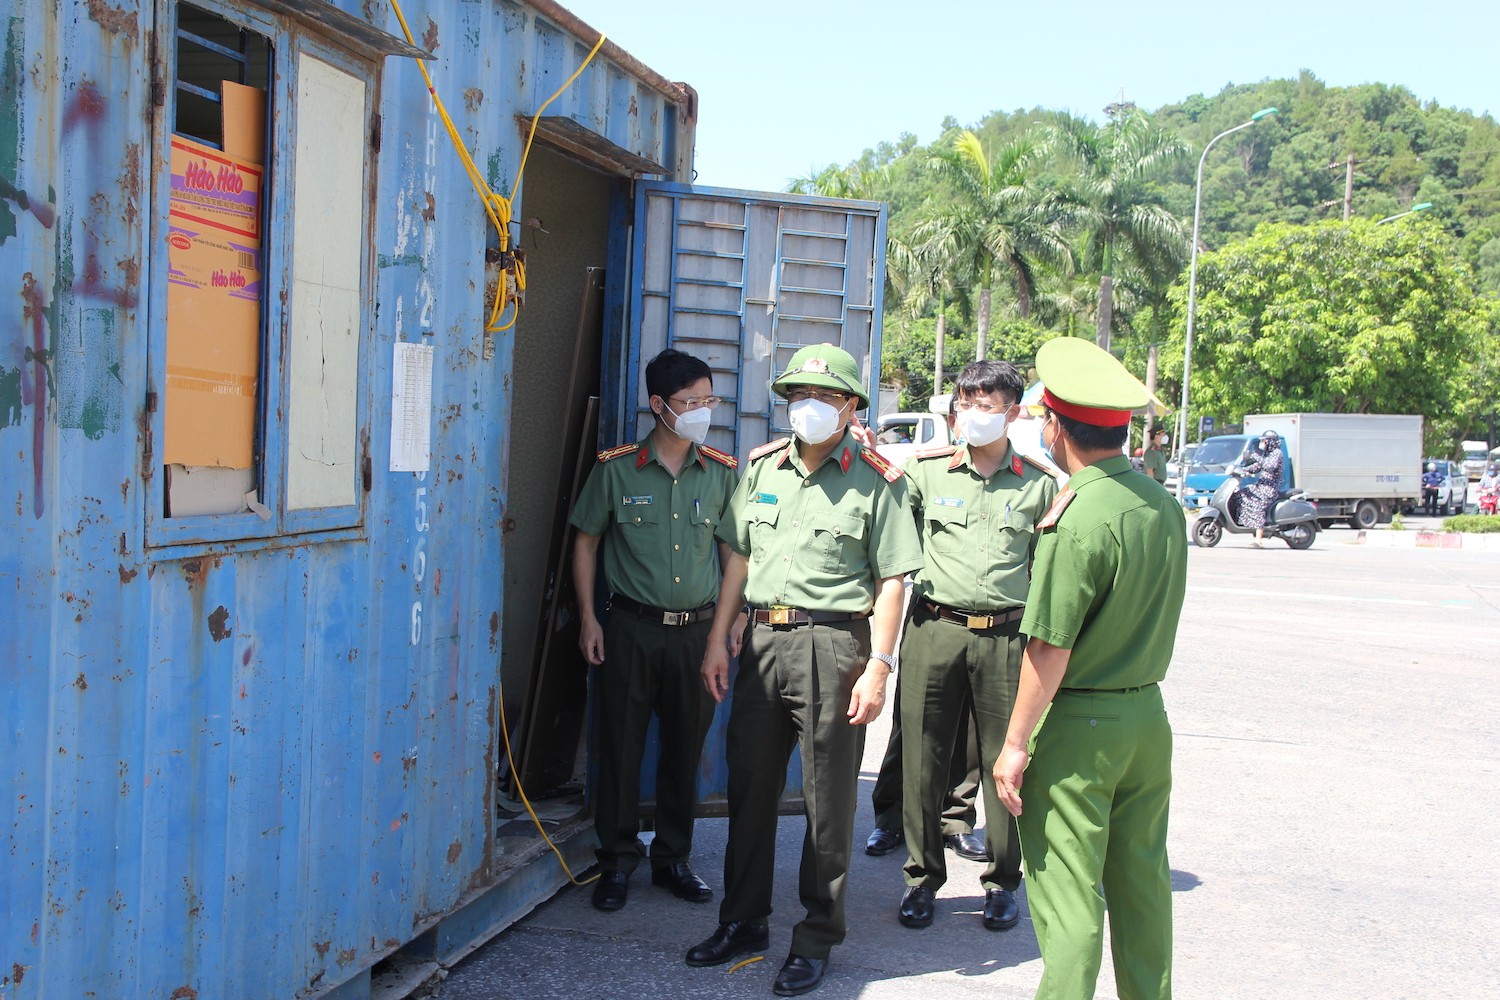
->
[387,0,607,885]
[727,956,765,974]
[387,0,604,334]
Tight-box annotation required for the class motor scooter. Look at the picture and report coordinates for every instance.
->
[1478,482,1498,516]
[1192,467,1319,549]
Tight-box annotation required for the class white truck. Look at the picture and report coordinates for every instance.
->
[1461,440,1491,480]
[1243,413,1423,529]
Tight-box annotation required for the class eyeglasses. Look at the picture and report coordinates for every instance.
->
[667,395,722,410]
[954,400,1013,413]
[785,388,851,405]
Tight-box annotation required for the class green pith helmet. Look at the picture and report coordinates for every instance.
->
[1034,338,1149,424]
[772,343,869,408]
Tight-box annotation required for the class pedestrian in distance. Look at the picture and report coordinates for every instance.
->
[1142,424,1168,484]
[893,360,1059,935]
[569,348,741,912]
[687,343,923,997]
[994,337,1189,1000]
[1421,461,1444,517]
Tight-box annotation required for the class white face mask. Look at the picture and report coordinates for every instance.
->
[665,402,711,445]
[787,397,843,445]
[957,409,1009,448]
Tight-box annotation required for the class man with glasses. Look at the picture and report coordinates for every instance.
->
[892,360,1058,934]
[686,343,923,996]
[994,337,1187,1000]
[570,348,740,912]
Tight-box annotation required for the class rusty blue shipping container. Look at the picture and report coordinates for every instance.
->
[0,1,886,997]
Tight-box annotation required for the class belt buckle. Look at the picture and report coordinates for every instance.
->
[966,613,994,629]
[769,608,791,625]
[663,610,689,626]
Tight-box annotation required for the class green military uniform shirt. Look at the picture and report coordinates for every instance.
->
[569,437,739,610]
[1020,456,1188,689]
[903,443,1059,612]
[716,430,924,612]
[1142,445,1166,483]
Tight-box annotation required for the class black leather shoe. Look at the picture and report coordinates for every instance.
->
[591,870,628,911]
[864,827,904,856]
[651,862,713,902]
[898,885,935,928]
[983,887,1019,931]
[944,832,987,862]
[684,921,770,967]
[773,954,828,996]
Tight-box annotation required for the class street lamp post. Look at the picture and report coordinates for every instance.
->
[1377,201,1433,225]
[1176,107,1278,501]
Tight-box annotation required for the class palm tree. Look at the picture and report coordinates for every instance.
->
[1048,108,1188,353]
[908,131,1071,360]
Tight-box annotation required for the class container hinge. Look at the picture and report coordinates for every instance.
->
[362,451,373,493]
[142,390,157,477]
[370,112,382,154]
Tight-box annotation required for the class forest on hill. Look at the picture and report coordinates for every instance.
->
[792,72,1500,451]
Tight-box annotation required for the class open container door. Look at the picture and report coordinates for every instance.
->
[619,180,889,815]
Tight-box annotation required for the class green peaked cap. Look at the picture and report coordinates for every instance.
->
[1035,338,1149,422]
[772,343,869,407]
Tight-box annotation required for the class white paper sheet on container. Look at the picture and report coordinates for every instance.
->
[391,342,434,472]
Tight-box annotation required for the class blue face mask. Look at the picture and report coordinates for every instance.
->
[1040,416,1058,468]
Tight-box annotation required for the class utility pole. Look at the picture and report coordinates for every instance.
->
[1143,343,1159,450]
[1328,154,1358,221]
[933,312,945,399]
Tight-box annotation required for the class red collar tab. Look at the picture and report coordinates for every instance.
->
[838,446,852,473]
[1012,453,1024,476]
[635,447,651,469]
[948,448,965,471]
[1041,388,1132,427]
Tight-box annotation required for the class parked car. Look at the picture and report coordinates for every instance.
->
[1164,444,1197,493]
[1414,459,1469,515]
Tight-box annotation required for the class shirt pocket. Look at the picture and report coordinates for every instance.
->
[745,503,780,554]
[923,504,968,556]
[992,509,1035,562]
[614,503,661,556]
[809,512,866,573]
[693,511,720,558]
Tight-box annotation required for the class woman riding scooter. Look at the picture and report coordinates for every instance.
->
[1239,430,1285,548]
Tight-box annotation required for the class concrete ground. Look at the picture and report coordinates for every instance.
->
[437,535,1500,999]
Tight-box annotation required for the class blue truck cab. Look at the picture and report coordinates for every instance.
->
[1181,434,1292,509]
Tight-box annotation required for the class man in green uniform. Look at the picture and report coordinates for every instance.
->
[685,343,923,997]
[570,349,740,912]
[895,360,1059,934]
[1142,424,1168,484]
[994,338,1188,1000]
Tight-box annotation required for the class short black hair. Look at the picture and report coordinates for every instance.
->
[1051,408,1129,451]
[955,360,1024,406]
[646,348,712,401]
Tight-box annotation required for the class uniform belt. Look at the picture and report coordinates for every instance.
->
[921,599,1024,631]
[1059,683,1157,694]
[749,607,870,628]
[608,594,715,626]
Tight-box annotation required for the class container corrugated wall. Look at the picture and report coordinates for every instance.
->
[0,1,690,996]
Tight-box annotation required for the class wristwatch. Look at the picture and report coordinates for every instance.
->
[868,651,897,672]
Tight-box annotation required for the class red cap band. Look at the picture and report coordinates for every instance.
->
[1042,388,1133,427]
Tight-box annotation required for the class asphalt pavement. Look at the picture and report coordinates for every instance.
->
[437,536,1500,999]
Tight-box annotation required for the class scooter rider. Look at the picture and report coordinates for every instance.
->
[1421,462,1443,516]
[1238,430,1284,548]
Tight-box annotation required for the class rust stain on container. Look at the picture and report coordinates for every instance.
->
[488,611,499,651]
[207,606,231,642]
[314,940,330,958]
[118,564,137,583]
[74,673,88,691]
[337,948,356,965]
[446,840,462,864]
[168,987,197,1000]
[422,17,439,52]
[12,963,27,985]
[86,0,138,40]
[421,192,435,222]
[463,87,483,112]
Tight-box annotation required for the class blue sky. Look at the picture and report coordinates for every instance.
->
[559,0,1498,193]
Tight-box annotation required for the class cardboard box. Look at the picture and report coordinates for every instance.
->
[164,133,262,468]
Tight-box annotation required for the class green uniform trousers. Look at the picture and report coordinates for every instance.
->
[720,618,870,960]
[1020,685,1173,1000]
[899,606,1024,891]
[870,674,980,835]
[594,612,716,874]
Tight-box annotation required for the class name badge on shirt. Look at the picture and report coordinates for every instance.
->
[932,497,964,508]
[753,492,778,505]
[622,495,653,506]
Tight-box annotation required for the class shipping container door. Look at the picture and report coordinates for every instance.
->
[624,181,889,813]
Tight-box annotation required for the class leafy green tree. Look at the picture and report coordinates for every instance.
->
[1049,108,1189,352]
[1163,218,1493,452]
[907,131,1070,360]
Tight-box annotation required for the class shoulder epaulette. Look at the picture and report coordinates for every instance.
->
[597,442,639,463]
[1036,487,1076,530]
[748,438,792,462]
[915,445,957,460]
[860,447,905,483]
[699,444,739,470]
[1021,454,1060,478]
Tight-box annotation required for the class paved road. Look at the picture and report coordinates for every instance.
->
[439,540,1500,999]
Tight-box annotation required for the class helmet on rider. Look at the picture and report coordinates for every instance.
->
[1426,462,1437,472]
[1259,429,1280,453]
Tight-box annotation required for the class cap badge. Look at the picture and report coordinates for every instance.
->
[802,358,829,373]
